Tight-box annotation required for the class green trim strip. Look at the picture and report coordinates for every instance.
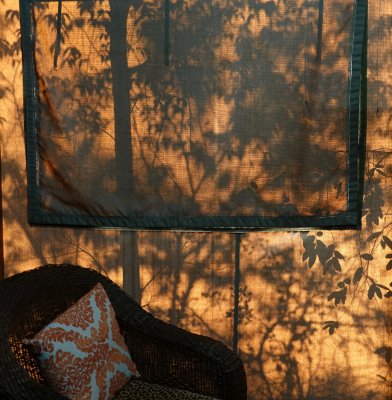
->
[164,0,170,66]
[20,0,42,223]
[316,0,324,62]
[347,0,367,218]
[28,210,358,231]
[358,2,368,224]
[53,0,62,68]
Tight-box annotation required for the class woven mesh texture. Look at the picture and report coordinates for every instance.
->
[20,0,364,229]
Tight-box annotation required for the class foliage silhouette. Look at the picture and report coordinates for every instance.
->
[20,0,356,223]
[1,1,391,399]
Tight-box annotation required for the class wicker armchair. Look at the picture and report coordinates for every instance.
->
[0,264,247,400]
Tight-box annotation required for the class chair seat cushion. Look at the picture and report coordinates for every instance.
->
[114,380,220,400]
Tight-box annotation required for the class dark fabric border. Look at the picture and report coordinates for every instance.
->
[357,1,368,225]
[347,0,367,220]
[20,0,367,231]
[29,210,359,231]
[20,0,43,223]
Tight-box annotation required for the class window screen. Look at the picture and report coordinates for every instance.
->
[20,0,367,230]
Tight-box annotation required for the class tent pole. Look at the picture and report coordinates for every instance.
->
[233,233,241,353]
[0,145,4,280]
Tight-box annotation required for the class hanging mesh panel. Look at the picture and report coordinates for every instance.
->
[20,0,366,230]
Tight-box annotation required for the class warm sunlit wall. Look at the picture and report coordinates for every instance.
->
[0,1,391,399]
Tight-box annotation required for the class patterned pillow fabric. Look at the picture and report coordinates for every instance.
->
[23,282,140,400]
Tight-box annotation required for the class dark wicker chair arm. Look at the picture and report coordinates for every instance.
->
[107,282,246,399]
[0,264,246,400]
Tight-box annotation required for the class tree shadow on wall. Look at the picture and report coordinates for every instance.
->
[137,231,235,347]
[24,0,352,221]
[3,2,391,399]
[2,0,358,320]
[239,242,391,400]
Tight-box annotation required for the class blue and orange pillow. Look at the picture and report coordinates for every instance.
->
[23,283,140,400]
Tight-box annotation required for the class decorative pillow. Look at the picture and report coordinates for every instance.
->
[113,380,221,400]
[23,282,140,400]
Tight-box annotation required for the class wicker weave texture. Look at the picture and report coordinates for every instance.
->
[0,264,246,399]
